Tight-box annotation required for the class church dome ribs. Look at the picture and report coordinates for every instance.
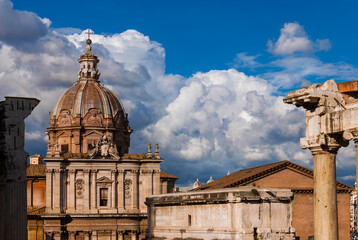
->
[47,38,132,157]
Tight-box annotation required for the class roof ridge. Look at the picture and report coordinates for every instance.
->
[196,160,353,191]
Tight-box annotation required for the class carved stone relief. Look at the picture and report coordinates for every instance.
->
[83,108,103,126]
[90,135,120,159]
[76,179,85,199]
[58,109,72,127]
[124,179,132,198]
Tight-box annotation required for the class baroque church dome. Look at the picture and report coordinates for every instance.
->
[46,38,132,157]
[52,80,125,123]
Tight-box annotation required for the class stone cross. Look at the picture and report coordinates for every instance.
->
[283,79,358,240]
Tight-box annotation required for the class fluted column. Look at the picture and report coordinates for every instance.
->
[309,136,341,240]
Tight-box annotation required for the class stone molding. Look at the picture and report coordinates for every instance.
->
[140,169,153,174]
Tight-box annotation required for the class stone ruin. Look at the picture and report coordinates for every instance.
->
[0,96,40,240]
[284,80,358,240]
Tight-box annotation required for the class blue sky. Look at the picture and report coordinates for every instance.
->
[2,0,358,186]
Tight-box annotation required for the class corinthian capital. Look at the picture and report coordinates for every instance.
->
[300,133,345,154]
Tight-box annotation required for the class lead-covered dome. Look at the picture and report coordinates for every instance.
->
[46,38,132,157]
[52,81,125,122]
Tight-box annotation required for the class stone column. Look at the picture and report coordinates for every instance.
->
[111,230,117,240]
[309,138,340,240]
[132,170,139,209]
[117,230,124,240]
[91,170,98,211]
[84,231,91,240]
[45,169,53,211]
[153,169,161,195]
[111,169,117,209]
[53,169,61,212]
[68,169,75,211]
[131,231,138,240]
[84,169,90,210]
[92,230,98,240]
[118,170,124,211]
[53,231,61,240]
[68,231,75,240]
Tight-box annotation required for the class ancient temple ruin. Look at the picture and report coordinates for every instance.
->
[284,80,358,240]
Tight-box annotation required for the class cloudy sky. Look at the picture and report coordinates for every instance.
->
[2,0,358,186]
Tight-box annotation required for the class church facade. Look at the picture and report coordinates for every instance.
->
[40,38,174,240]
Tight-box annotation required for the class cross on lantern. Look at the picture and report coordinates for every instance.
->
[85,29,93,40]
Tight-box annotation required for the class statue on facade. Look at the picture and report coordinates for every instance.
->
[90,135,120,159]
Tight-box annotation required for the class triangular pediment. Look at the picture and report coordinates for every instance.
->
[56,131,71,137]
[96,176,113,183]
[83,130,103,137]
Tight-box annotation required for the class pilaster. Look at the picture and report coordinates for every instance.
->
[68,231,75,240]
[111,169,117,210]
[91,169,98,211]
[84,169,90,210]
[45,168,53,211]
[153,169,161,195]
[84,231,92,240]
[132,169,139,210]
[118,169,124,211]
[53,169,61,212]
[117,230,124,240]
[68,169,75,211]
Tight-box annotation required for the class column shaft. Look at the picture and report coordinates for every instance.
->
[45,170,52,211]
[68,171,75,211]
[313,151,338,240]
[118,170,124,211]
[132,170,138,209]
[91,170,97,210]
[84,170,90,210]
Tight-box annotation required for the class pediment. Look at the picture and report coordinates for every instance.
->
[56,131,71,137]
[83,130,103,137]
[96,176,113,183]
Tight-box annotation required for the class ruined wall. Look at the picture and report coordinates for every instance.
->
[146,187,296,240]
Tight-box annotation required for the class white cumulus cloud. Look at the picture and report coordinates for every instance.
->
[143,69,306,170]
[268,22,331,55]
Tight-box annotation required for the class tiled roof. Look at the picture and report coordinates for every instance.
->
[195,160,353,191]
[160,171,178,179]
[26,164,46,177]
